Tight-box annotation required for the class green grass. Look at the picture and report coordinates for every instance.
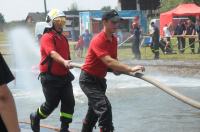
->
[0,30,199,61]
[69,37,200,61]
[0,32,8,43]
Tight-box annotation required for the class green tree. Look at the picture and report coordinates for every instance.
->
[0,13,5,32]
[160,0,200,12]
[68,2,78,11]
[101,6,111,11]
[184,0,200,5]
[0,13,5,24]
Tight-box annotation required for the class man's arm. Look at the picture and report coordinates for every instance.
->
[100,55,145,73]
[0,84,20,132]
[192,26,196,35]
[50,51,72,68]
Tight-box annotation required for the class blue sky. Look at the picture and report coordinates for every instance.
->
[0,0,118,22]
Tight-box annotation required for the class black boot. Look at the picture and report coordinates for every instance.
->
[30,112,40,132]
[81,122,94,132]
[60,123,70,132]
[100,127,114,132]
[154,53,159,60]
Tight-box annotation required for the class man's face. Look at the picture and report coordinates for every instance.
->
[53,16,66,32]
[104,19,119,33]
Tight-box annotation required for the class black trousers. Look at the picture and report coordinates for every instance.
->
[79,71,114,130]
[37,72,75,124]
[150,41,159,59]
[132,38,141,60]
[189,38,195,53]
[177,37,186,53]
[198,36,200,53]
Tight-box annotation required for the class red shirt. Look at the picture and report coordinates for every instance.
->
[82,31,117,78]
[76,37,84,49]
[40,30,70,76]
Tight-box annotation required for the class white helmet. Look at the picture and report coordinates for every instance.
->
[46,9,66,28]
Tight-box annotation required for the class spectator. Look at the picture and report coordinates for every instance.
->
[186,20,196,54]
[116,29,123,44]
[174,20,186,54]
[196,20,200,54]
[131,22,141,60]
[82,29,92,52]
[75,36,84,57]
[0,52,20,132]
[162,23,174,54]
[159,37,174,54]
[150,22,160,59]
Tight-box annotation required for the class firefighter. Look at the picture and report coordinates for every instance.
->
[131,22,141,60]
[79,10,145,132]
[150,22,160,59]
[30,9,75,132]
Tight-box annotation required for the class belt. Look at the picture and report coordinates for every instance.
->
[81,70,106,82]
[39,72,74,82]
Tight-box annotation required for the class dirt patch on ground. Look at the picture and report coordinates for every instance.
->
[122,59,200,78]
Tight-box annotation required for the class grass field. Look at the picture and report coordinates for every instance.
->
[0,32,8,42]
[70,39,200,61]
[0,31,200,61]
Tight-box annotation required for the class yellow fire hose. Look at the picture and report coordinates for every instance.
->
[19,121,60,131]
[70,62,200,110]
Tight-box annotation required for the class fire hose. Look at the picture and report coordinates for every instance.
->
[70,62,200,110]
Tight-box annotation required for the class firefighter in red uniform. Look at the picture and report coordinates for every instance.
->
[30,9,75,132]
[79,10,145,132]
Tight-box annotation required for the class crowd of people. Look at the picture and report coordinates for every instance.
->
[130,18,200,60]
[74,16,200,60]
[173,19,200,54]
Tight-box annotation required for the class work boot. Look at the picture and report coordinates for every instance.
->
[60,123,70,132]
[81,122,94,132]
[154,52,159,60]
[30,112,40,132]
[100,127,114,132]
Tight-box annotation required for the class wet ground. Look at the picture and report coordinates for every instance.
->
[2,28,200,131]
[12,67,200,132]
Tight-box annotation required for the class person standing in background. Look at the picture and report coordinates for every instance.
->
[196,19,200,54]
[186,20,196,54]
[150,22,160,59]
[174,21,186,54]
[131,22,141,60]
[82,29,92,52]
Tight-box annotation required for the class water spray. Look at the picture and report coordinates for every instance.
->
[70,62,200,110]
